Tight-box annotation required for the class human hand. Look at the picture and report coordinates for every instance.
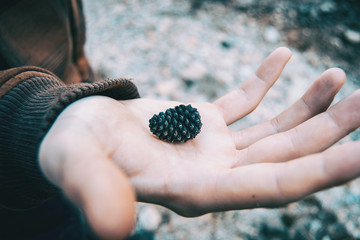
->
[39,47,360,239]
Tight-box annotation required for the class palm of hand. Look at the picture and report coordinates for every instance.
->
[118,99,236,216]
[112,49,360,216]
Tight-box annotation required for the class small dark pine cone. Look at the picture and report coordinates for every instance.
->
[149,104,202,143]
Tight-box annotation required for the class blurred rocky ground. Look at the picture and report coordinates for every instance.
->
[83,0,360,239]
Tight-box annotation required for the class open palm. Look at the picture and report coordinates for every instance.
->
[39,48,360,239]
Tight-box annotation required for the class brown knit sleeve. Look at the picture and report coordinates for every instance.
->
[0,66,140,210]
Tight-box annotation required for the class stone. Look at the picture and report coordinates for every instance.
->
[235,0,254,7]
[180,62,208,82]
[155,79,178,97]
[138,206,162,232]
[320,1,336,13]
[215,69,234,86]
[264,26,280,43]
[344,29,360,43]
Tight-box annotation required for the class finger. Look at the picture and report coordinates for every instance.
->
[211,141,360,211]
[235,89,360,166]
[214,47,292,125]
[233,68,346,149]
[40,129,136,239]
[64,156,135,239]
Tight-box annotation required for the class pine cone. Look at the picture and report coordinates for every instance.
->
[149,104,202,143]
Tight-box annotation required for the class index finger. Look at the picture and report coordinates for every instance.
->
[214,47,292,125]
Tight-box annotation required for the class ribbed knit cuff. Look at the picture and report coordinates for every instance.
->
[0,68,139,209]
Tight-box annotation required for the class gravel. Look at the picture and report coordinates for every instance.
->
[83,0,360,239]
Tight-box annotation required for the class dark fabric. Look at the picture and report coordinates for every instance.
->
[0,0,94,84]
[0,194,89,240]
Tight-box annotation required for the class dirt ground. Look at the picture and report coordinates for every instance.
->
[190,0,360,83]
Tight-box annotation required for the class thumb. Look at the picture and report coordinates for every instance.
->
[64,156,136,240]
[40,130,136,239]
